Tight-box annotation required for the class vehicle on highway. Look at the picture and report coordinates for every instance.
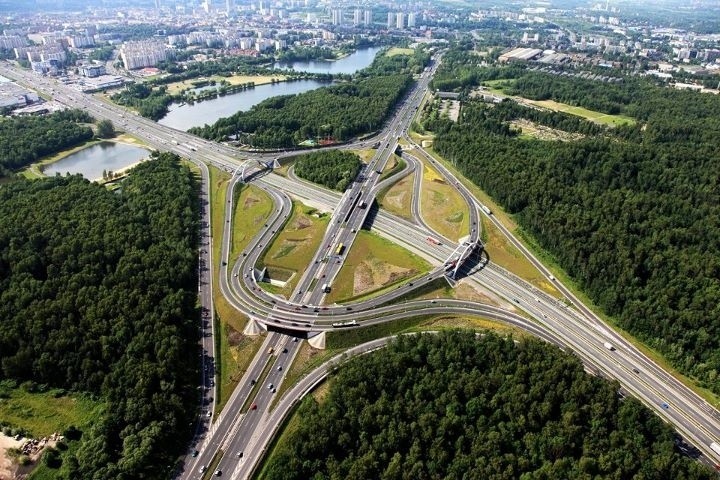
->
[199,466,207,473]
[214,469,222,476]
[710,441,720,456]
[603,342,615,351]
[237,451,244,458]
[251,403,257,410]
[661,402,670,409]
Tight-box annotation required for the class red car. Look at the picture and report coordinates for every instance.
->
[251,403,257,410]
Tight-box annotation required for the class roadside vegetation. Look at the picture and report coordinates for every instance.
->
[326,230,430,304]
[259,202,329,297]
[377,172,415,220]
[418,160,469,242]
[293,150,362,192]
[261,331,716,480]
[207,167,266,412]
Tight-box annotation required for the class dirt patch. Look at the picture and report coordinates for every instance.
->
[511,119,585,142]
[226,324,244,347]
[384,188,407,210]
[352,258,414,296]
[243,195,260,209]
[292,217,312,230]
[0,434,23,480]
[0,433,61,480]
[454,282,501,306]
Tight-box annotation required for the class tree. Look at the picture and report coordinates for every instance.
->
[96,119,115,138]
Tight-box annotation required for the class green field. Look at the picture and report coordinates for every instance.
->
[377,172,415,220]
[529,99,636,127]
[231,184,274,260]
[325,230,430,304]
[385,47,415,57]
[260,202,329,297]
[0,383,100,438]
[419,161,469,242]
[481,80,635,127]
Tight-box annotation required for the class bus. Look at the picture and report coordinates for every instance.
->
[335,243,345,255]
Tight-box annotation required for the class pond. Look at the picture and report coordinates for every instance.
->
[273,46,383,74]
[43,141,150,180]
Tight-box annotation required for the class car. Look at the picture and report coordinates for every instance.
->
[277,366,283,371]
[632,368,640,374]
[206,411,212,417]
[199,466,207,473]
[250,379,256,385]
[661,402,669,409]
[293,337,299,342]
[268,383,273,389]
[430,300,436,304]
[215,470,222,476]
[251,403,257,410]
[237,451,244,458]
[192,450,199,457]
[272,388,277,393]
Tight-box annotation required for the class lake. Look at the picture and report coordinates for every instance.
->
[273,46,383,74]
[158,78,329,131]
[44,142,150,180]
[157,46,383,131]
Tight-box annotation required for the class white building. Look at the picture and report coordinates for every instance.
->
[120,41,168,70]
[353,9,362,26]
[407,12,416,28]
[387,12,394,29]
[332,8,343,25]
[364,10,372,25]
[396,12,404,29]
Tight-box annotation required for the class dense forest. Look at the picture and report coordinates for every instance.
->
[263,331,713,480]
[0,154,199,478]
[426,64,720,395]
[0,109,93,177]
[111,83,175,121]
[293,150,363,191]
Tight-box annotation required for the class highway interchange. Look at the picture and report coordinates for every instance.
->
[1,59,719,479]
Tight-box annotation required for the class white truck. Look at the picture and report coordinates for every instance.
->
[603,342,615,351]
[710,441,720,457]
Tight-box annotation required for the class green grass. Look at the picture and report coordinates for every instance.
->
[208,165,265,411]
[231,184,274,260]
[378,155,405,182]
[260,201,329,297]
[529,99,636,127]
[419,161,469,241]
[385,47,415,57]
[0,383,101,438]
[325,230,430,304]
[377,172,415,220]
[254,400,305,479]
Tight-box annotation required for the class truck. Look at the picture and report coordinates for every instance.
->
[480,204,492,215]
[426,236,441,246]
[710,441,720,456]
[603,342,615,351]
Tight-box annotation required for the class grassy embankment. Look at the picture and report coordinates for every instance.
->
[259,201,329,298]
[325,230,430,304]
[208,166,269,413]
[418,161,469,243]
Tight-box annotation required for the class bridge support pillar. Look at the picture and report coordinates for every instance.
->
[243,318,265,336]
[307,331,326,350]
